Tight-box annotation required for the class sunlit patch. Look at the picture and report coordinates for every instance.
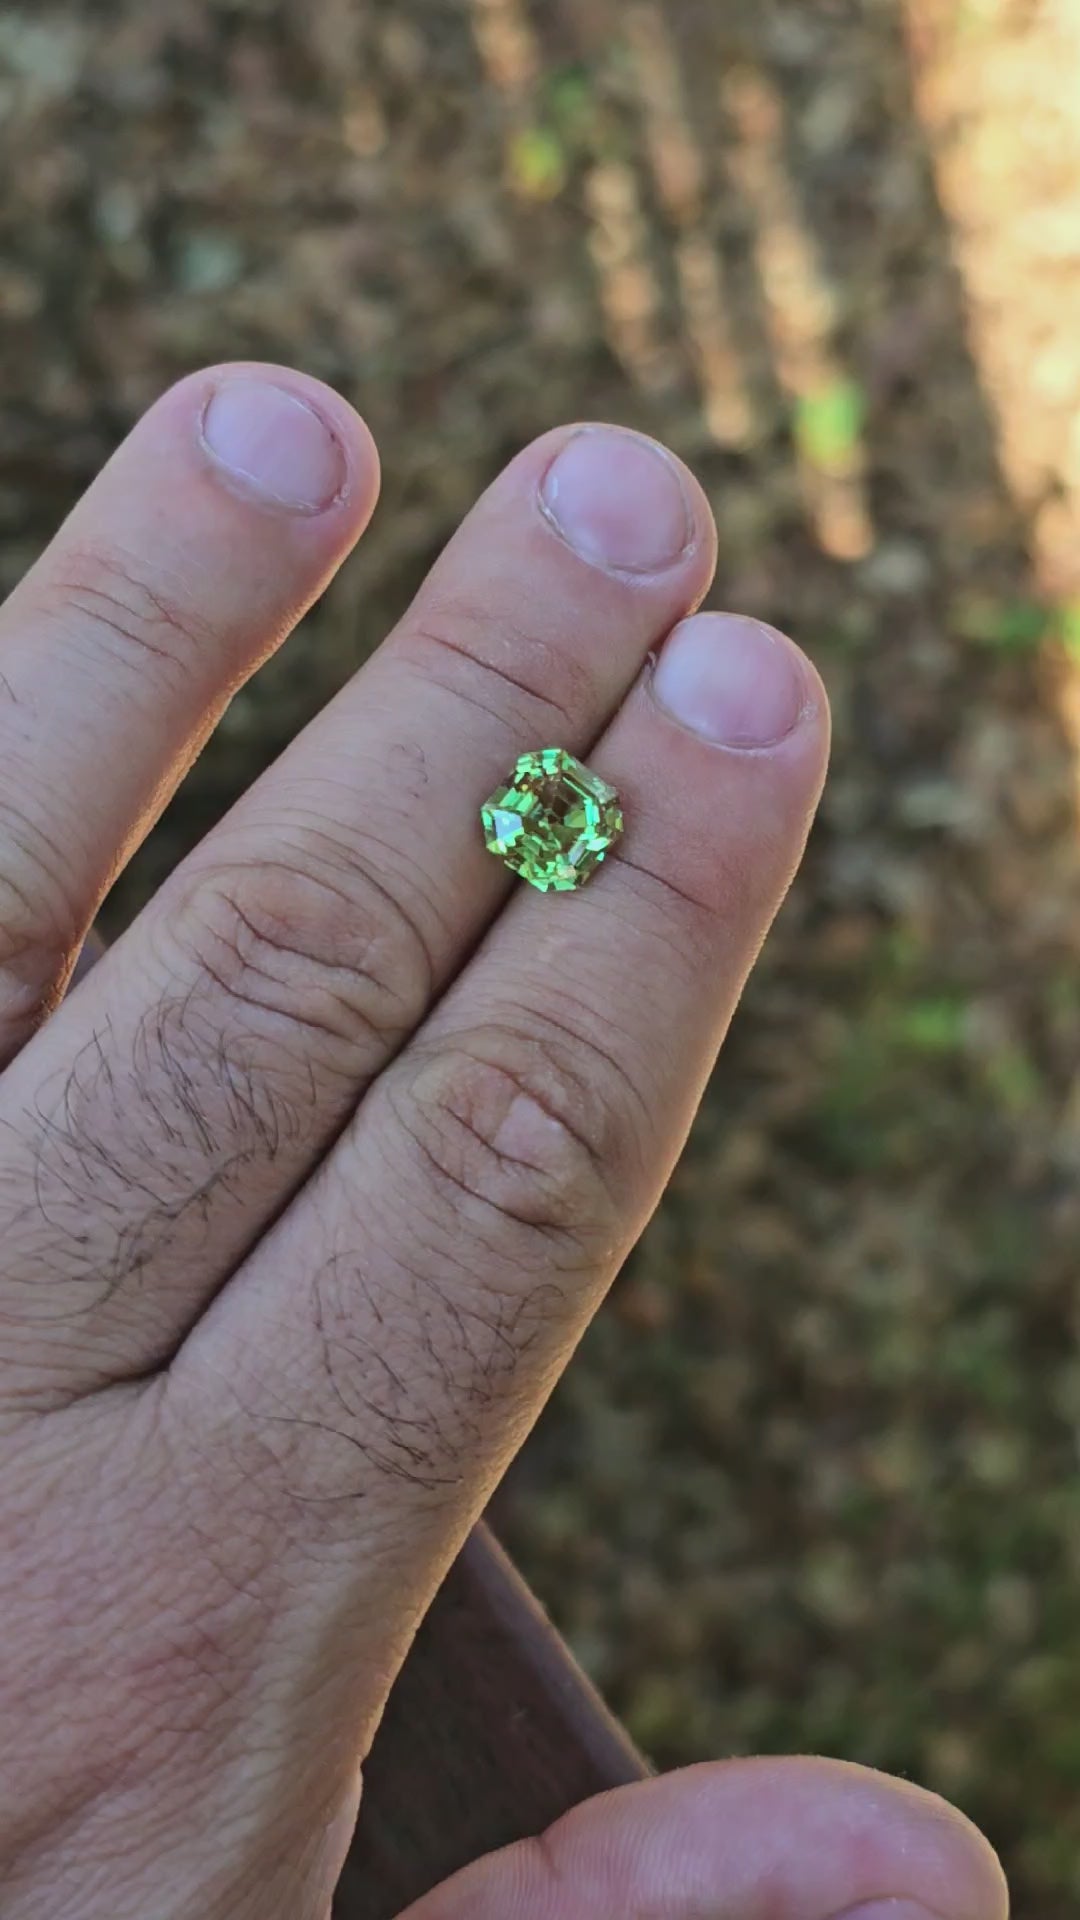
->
[625,4,754,447]
[584,159,673,395]
[342,87,386,159]
[724,66,875,562]
[468,0,560,203]
[904,0,1080,805]
[468,0,538,98]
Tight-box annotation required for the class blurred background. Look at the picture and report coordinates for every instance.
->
[3,0,1080,1907]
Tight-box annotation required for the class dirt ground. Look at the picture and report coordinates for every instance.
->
[3,0,1080,1909]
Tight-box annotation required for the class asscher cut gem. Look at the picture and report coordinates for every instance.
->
[481,747,624,893]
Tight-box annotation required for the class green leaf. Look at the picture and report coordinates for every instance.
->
[794,378,865,472]
[1058,601,1080,660]
[547,64,593,129]
[510,126,566,199]
[897,996,967,1054]
[957,596,1049,651]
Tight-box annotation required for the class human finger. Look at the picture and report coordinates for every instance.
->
[0,361,379,1061]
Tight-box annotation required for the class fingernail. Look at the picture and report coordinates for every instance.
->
[651,611,807,747]
[540,427,694,573]
[830,1903,944,1920]
[200,378,347,512]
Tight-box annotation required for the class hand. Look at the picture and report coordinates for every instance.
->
[0,364,1006,1919]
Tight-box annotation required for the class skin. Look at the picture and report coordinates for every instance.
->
[0,363,1009,1920]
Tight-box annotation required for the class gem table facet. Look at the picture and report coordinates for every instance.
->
[481,747,624,892]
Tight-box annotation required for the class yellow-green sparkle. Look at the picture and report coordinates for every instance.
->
[481,747,623,892]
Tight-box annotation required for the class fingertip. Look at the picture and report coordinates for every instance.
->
[536,423,717,581]
[403,1759,1008,1920]
[668,1758,1009,1920]
[868,1769,1010,1920]
[483,421,718,604]
[142,360,381,531]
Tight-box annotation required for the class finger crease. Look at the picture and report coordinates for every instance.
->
[410,622,578,735]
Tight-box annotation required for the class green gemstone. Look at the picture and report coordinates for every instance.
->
[480,747,624,892]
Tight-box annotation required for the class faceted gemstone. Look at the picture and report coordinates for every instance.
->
[481,747,624,892]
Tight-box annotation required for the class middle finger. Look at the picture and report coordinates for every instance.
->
[0,424,714,1403]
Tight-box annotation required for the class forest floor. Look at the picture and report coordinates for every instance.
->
[3,0,1080,1908]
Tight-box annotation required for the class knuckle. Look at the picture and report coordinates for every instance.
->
[174,848,433,1071]
[0,802,82,1042]
[403,592,592,735]
[40,540,211,684]
[393,1020,628,1257]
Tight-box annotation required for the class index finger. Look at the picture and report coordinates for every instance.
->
[0,362,379,1059]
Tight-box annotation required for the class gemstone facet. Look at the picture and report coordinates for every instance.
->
[481,747,624,893]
